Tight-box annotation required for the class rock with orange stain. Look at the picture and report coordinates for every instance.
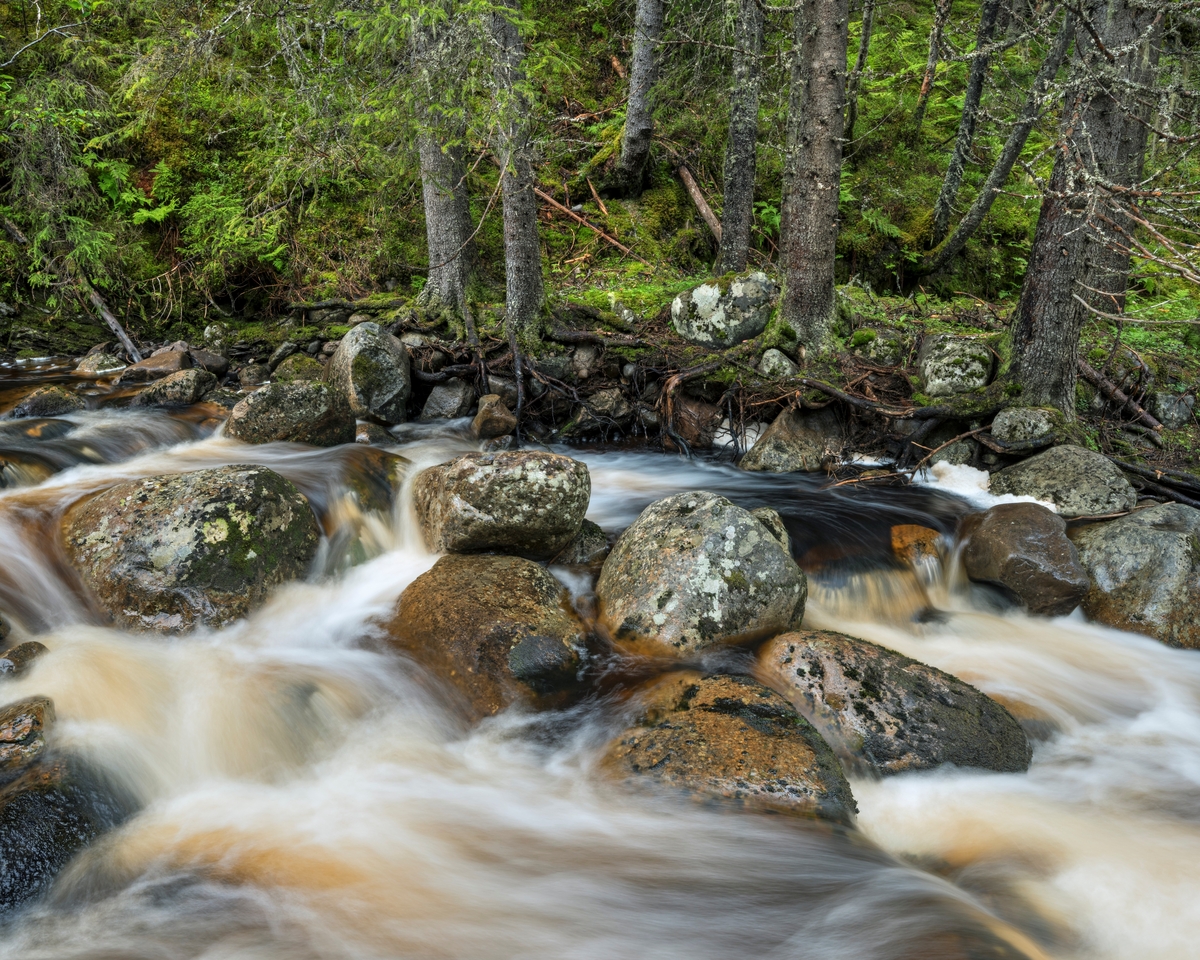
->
[890,524,942,568]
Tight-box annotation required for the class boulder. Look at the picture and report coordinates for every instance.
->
[267,341,298,371]
[356,422,394,445]
[574,388,634,433]
[131,369,217,407]
[758,348,799,379]
[62,465,320,632]
[1071,504,1200,649]
[551,519,609,565]
[75,354,125,376]
[1152,392,1195,430]
[225,382,355,447]
[326,322,412,424]
[988,445,1136,518]
[758,630,1032,776]
[471,395,517,440]
[384,554,588,719]
[600,672,855,822]
[188,348,229,378]
[238,363,270,387]
[151,341,189,357]
[419,379,474,420]
[891,525,941,571]
[0,642,48,679]
[751,506,791,554]
[740,406,844,473]
[9,386,84,419]
[116,351,192,384]
[486,376,519,408]
[961,503,1089,615]
[596,491,806,657]
[671,271,778,348]
[412,451,590,559]
[991,406,1061,444]
[917,335,993,397]
[272,354,323,383]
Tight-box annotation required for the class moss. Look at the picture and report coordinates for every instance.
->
[849,329,877,349]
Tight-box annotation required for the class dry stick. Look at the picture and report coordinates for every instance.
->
[1077,358,1162,431]
[677,165,722,243]
[587,178,609,216]
[910,426,989,473]
[533,187,651,265]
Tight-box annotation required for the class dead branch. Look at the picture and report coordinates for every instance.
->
[534,187,650,265]
[677,166,722,243]
[1077,358,1162,431]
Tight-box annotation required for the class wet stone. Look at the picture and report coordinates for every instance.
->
[9,386,84,419]
[188,348,229,378]
[238,364,271,387]
[131,369,218,407]
[551,519,609,565]
[0,696,53,775]
[740,406,845,474]
[226,382,356,447]
[0,642,48,679]
[117,351,192,384]
[989,445,1136,518]
[419,379,474,421]
[326,322,412,425]
[75,354,125,376]
[471,395,517,440]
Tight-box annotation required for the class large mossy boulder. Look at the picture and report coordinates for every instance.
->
[670,271,777,348]
[0,696,136,912]
[600,672,855,822]
[326,322,412,424]
[1070,504,1200,649]
[988,445,1136,518]
[961,502,1090,615]
[9,386,84,419]
[225,382,355,447]
[412,451,590,560]
[739,406,844,473]
[596,491,806,657]
[758,630,1031,776]
[384,554,588,720]
[917,335,993,397]
[130,368,217,408]
[62,466,320,632]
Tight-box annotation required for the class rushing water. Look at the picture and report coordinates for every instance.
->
[0,368,1198,959]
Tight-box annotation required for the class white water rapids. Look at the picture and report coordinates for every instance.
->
[0,401,1197,959]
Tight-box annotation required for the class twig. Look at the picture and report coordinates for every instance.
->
[587,178,609,217]
[677,166,722,243]
[533,187,650,265]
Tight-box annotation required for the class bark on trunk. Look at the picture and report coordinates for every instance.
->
[912,0,954,134]
[780,0,851,351]
[844,0,876,149]
[715,0,764,274]
[613,0,664,197]
[491,0,545,337]
[913,10,1074,276]
[1012,0,1160,413]
[930,0,1003,245]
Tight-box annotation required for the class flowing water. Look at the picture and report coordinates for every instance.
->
[0,363,1198,959]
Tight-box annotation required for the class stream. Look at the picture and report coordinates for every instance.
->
[0,361,1198,959]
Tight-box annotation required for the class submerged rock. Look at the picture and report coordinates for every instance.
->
[131,369,217,407]
[225,382,355,447]
[917,335,993,397]
[9,386,84,419]
[596,491,806,657]
[385,554,588,719]
[601,672,855,822]
[758,630,1031,776]
[471,394,517,439]
[739,406,844,474]
[1071,504,1200,649]
[412,451,590,559]
[62,465,320,632]
[671,271,777,348]
[326,322,412,424]
[419,379,474,421]
[961,503,1089,615]
[988,445,1136,518]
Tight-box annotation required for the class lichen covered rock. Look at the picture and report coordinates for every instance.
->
[740,406,844,473]
[412,451,590,559]
[326,322,412,424]
[671,271,777,348]
[917,335,993,397]
[961,502,1089,615]
[116,351,192,384]
[990,406,1061,444]
[596,491,806,657]
[601,672,855,822]
[226,382,355,447]
[758,630,1031,776]
[9,386,84,419]
[419,379,474,421]
[385,554,588,719]
[1071,504,1200,649]
[988,445,1136,518]
[131,368,217,407]
[758,348,799,379]
[62,466,320,632]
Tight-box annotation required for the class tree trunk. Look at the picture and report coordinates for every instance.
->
[715,0,764,274]
[1012,0,1160,413]
[911,0,954,134]
[844,0,876,149]
[613,0,664,197]
[913,9,1075,276]
[491,0,545,337]
[930,0,1003,245]
[779,0,851,351]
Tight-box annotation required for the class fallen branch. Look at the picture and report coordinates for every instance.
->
[587,178,609,217]
[1128,476,1200,510]
[548,327,643,347]
[975,432,1055,456]
[72,272,142,362]
[911,426,988,471]
[533,187,650,266]
[1107,457,1200,499]
[1078,358,1162,432]
[677,166,722,243]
